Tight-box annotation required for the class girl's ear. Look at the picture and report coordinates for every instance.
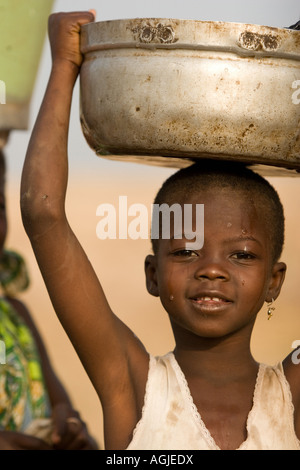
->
[265,261,287,302]
[144,254,159,297]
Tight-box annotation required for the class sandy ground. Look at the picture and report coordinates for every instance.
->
[4,163,300,449]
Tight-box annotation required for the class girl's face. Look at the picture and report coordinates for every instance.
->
[145,188,286,342]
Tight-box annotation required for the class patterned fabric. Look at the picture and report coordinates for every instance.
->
[0,250,30,297]
[0,297,50,431]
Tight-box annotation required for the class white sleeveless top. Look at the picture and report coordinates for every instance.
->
[127,352,300,450]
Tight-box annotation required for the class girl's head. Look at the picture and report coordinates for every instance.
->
[145,161,286,341]
[151,160,285,265]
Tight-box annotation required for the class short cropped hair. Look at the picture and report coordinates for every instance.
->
[151,160,285,263]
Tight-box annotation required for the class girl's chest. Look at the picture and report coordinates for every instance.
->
[188,379,256,450]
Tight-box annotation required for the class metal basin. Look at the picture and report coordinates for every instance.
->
[80,19,300,176]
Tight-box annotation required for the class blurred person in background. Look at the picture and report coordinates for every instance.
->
[0,147,98,450]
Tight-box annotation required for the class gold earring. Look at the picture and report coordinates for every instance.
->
[267,298,275,320]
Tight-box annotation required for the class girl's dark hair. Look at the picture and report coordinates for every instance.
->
[152,160,285,263]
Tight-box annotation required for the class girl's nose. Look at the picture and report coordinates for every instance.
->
[194,256,229,281]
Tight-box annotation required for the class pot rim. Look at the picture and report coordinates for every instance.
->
[81,18,300,60]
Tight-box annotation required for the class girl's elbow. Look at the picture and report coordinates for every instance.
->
[20,191,63,236]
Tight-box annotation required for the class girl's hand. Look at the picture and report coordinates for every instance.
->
[51,403,98,450]
[48,10,95,68]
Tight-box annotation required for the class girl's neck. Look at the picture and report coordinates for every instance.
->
[173,334,258,383]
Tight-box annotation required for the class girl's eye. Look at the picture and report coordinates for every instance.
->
[172,249,198,258]
[231,251,255,260]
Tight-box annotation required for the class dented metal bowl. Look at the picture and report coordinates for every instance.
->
[80,19,300,176]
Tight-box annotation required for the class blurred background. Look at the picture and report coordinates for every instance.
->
[1,0,300,448]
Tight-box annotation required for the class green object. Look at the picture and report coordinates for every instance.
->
[0,249,30,296]
[0,297,51,431]
[0,0,54,129]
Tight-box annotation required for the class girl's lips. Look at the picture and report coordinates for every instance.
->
[189,295,232,310]
[190,294,231,303]
[193,296,228,302]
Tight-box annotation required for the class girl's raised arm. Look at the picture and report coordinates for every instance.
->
[20,12,149,449]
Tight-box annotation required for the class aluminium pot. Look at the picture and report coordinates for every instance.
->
[80,19,300,176]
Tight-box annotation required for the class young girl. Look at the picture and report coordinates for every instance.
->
[20,11,300,450]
